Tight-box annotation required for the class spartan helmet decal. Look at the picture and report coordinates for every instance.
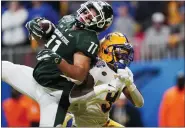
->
[76,0,113,32]
[98,32,134,68]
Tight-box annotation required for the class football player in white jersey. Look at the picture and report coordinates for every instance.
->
[63,32,144,127]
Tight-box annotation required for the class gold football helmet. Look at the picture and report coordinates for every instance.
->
[98,32,134,68]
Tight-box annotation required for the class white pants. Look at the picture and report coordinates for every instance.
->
[2,61,63,127]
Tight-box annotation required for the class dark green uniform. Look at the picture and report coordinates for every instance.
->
[32,15,99,126]
[33,15,99,90]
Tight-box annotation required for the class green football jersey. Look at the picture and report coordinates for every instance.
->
[33,15,99,90]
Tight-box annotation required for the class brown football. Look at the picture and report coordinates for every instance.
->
[39,19,53,34]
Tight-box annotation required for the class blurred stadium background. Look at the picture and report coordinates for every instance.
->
[1,1,184,127]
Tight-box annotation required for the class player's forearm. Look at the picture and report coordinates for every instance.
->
[129,87,144,108]
[58,59,88,82]
[123,84,144,108]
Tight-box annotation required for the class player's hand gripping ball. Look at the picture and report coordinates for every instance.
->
[25,17,55,42]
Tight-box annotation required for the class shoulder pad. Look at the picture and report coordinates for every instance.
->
[58,15,76,24]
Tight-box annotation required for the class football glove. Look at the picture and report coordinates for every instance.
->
[25,17,45,39]
[117,68,134,87]
[36,49,62,64]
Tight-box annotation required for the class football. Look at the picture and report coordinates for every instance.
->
[31,19,55,44]
[38,19,54,34]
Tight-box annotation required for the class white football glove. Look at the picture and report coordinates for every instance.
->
[117,67,134,87]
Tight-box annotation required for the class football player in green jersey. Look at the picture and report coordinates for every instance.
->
[2,0,113,127]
